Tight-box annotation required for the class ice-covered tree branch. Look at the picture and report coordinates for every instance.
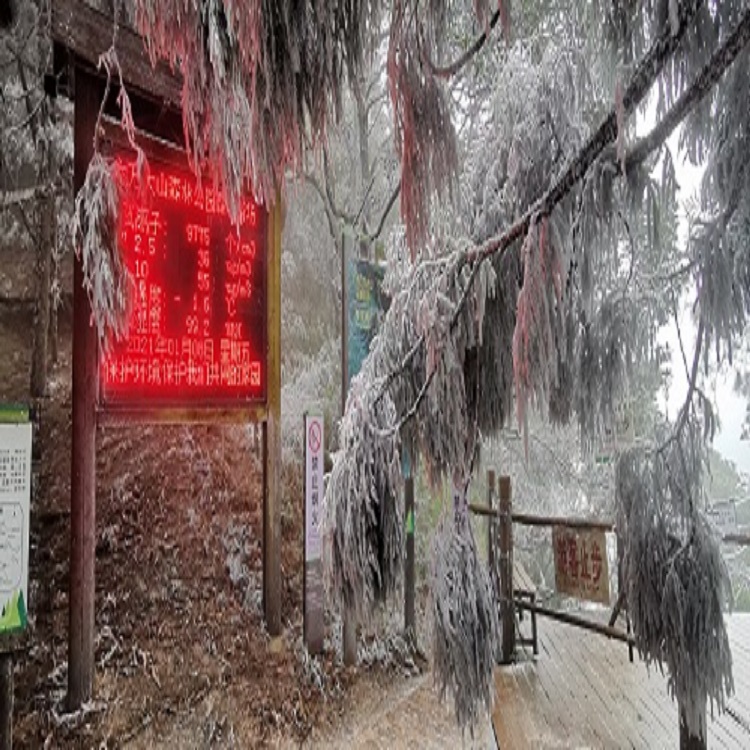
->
[474,0,704,264]
[304,171,342,245]
[624,5,750,175]
[374,0,716,424]
[363,179,401,244]
[425,8,502,80]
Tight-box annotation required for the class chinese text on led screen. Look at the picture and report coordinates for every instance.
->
[100,156,267,407]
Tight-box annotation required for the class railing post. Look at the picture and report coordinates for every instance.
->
[403,449,415,641]
[679,705,706,750]
[487,469,496,576]
[499,476,515,663]
[616,533,634,663]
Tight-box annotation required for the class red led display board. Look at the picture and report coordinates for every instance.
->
[99,152,268,410]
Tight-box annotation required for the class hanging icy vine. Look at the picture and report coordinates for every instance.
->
[73,5,147,349]
[615,420,734,740]
[323,377,404,623]
[387,3,458,253]
[131,0,383,219]
[73,152,130,348]
[432,487,499,732]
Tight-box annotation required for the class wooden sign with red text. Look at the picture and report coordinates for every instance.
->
[552,526,610,605]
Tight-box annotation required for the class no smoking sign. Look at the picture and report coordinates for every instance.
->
[308,420,322,454]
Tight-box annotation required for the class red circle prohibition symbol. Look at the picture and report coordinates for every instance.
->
[308,421,322,454]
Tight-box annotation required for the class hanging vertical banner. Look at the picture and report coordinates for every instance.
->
[0,411,32,634]
[552,526,610,605]
[346,255,389,388]
[304,413,325,653]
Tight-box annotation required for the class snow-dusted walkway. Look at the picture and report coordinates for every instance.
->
[307,672,495,749]
[493,613,750,748]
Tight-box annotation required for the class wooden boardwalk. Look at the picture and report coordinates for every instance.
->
[492,613,750,748]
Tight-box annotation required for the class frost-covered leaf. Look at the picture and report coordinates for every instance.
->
[72,153,132,350]
[432,493,499,732]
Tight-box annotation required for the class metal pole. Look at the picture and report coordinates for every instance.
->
[514,599,634,645]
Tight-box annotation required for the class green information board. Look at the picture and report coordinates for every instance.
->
[0,406,31,634]
[346,255,388,389]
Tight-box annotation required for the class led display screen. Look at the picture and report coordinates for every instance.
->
[100,154,267,408]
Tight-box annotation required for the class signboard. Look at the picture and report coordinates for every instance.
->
[346,255,388,388]
[304,414,324,652]
[706,501,738,537]
[595,400,635,465]
[100,150,268,409]
[552,526,610,605]
[0,417,32,634]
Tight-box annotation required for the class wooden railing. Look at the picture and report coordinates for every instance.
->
[469,474,633,664]
[723,532,750,546]
[470,473,749,666]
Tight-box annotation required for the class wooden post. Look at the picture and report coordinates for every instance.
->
[30,143,54,398]
[263,199,282,637]
[679,706,706,750]
[498,476,515,664]
[340,233,356,666]
[403,450,415,640]
[487,469,496,577]
[0,653,12,750]
[68,66,99,710]
[616,533,634,663]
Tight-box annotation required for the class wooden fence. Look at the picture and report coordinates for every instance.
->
[469,472,750,665]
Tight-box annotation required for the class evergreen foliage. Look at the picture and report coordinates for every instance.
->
[72,151,131,348]
[616,426,734,739]
[431,494,499,731]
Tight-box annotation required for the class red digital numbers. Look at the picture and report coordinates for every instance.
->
[100,156,267,407]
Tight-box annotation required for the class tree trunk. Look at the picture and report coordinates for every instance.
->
[679,704,707,750]
[30,183,53,397]
[353,73,371,262]
[50,210,60,366]
[29,22,55,397]
[50,285,59,365]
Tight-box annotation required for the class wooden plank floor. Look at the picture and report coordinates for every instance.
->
[492,614,750,748]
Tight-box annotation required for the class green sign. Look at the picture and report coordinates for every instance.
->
[406,508,415,536]
[346,254,388,388]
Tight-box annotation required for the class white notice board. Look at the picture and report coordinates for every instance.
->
[0,422,32,633]
[706,501,738,537]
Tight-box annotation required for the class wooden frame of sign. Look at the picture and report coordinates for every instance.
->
[52,0,282,709]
